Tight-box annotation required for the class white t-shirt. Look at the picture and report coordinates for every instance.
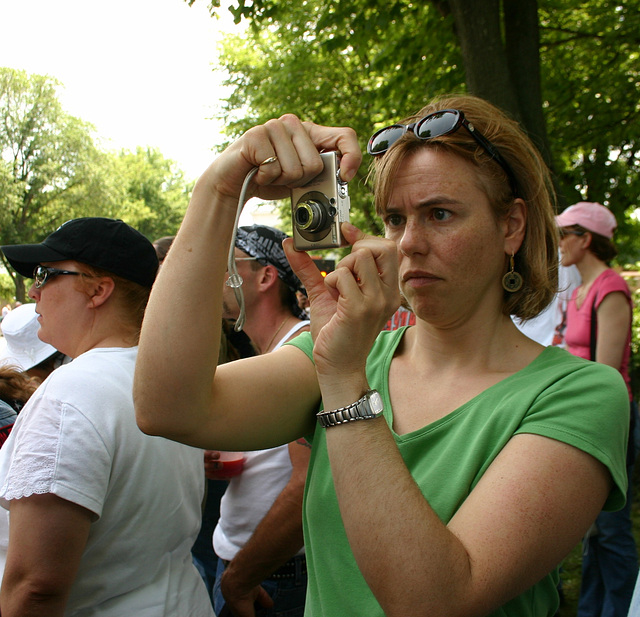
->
[513,262,581,346]
[0,347,213,617]
[213,320,309,561]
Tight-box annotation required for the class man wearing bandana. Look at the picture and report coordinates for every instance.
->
[212,225,310,617]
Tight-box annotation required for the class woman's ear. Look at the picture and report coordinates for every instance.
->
[503,198,527,255]
[87,276,116,308]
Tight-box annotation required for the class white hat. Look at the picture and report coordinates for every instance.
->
[0,304,58,371]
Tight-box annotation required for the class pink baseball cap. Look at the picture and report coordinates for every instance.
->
[555,202,617,239]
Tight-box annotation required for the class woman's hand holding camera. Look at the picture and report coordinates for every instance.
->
[191,113,399,399]
[286,223,401,388]
[197,114,361,206]
[199,111,398,383]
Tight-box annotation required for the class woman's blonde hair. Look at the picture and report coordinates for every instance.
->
[73,264,151,344]
[370,94,558,320]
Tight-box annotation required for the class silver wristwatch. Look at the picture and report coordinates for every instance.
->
[316,390,384,428]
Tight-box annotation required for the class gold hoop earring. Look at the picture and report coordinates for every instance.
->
[502,253,523,292]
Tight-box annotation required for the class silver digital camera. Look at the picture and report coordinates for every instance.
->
[291,151,350,250]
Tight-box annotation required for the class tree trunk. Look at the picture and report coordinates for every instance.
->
[504,0,555,173]
[15,276,26,305]
[447,0,557,195]
[448,0,520,117]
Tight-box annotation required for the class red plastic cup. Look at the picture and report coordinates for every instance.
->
[216,451,245,479]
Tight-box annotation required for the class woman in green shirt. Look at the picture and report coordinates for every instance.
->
[135,95,628,617]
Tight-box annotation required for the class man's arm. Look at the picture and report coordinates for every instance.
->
[1,493,92,617]
[220,440,311,617]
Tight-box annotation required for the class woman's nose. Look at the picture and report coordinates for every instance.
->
[398,221,427,256]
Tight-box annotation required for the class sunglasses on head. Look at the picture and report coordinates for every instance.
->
[33,265,82,289]
[367,109,519,197]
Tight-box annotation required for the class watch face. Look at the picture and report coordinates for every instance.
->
[368,390,384,415]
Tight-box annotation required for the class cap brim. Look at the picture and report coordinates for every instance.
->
[1,244,70,279]
[555,213,575,228]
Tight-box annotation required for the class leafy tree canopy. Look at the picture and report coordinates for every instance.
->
[198,0,640,264]
[0,68,191,301]
[113,147,192,240]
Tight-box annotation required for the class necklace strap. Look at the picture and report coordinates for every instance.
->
[262,317,288,354]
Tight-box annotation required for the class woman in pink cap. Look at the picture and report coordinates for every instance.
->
[556,201,638,617]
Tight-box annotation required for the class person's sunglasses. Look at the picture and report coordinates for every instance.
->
[367,109,519,197]
[558,228,586,239]
[33,265,82,289]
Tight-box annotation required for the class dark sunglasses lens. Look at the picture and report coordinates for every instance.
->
[34,267,45,286]
[368,125,406,155]
[415,111,459,140]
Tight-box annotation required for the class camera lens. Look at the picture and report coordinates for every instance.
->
[294,199,330,233]
[295,205,311,228]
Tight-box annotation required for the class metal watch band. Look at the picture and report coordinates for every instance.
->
[316,390,383,428]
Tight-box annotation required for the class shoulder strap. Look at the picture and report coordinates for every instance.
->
[589,292,598,362]
[274,319,311,351]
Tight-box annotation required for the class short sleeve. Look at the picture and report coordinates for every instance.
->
[284,331,314,360]
[0,396,111,518]
[594,271,631,308]
[516,361,629,511]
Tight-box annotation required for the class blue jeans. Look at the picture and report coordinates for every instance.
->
[213,556,307,617]
[577,464,639,617]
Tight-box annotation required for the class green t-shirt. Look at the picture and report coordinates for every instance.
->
[286,327,629,617]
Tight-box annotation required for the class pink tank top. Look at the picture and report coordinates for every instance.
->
[565,269,632,400]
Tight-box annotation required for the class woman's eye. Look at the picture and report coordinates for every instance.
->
[432,208,452,222]
[384,213,404,227]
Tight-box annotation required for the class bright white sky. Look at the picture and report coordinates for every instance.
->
[0,0,239,180]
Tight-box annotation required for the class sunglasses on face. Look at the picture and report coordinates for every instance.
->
[33,265,82,289]
[558,228,586,239]
[367,109,519,197]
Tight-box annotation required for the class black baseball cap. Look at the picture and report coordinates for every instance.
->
[1,217,159,288]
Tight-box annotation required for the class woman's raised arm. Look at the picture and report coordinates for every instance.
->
[133,115,361,449]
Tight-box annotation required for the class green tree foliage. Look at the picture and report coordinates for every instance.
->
[0,68,191,301]
[210,0,463,236]
[0,68,114,300]
[201,0,640,263]
[0,271,14,307]
[539,1,640,262]
[113,147,192,240]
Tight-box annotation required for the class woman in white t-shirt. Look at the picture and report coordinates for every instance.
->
[0,218,213,617]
